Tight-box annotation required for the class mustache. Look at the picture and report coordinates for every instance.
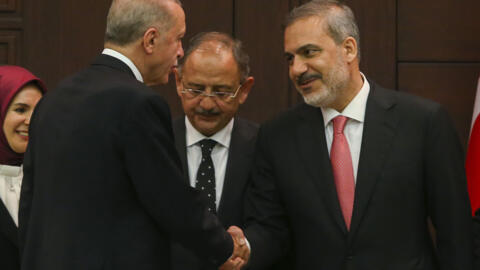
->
[194,107,221,116]
[297,73,322,85]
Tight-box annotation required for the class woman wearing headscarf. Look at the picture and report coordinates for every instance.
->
[0,66,46,270]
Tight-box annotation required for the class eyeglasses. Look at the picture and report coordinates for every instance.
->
[181,83,242,101]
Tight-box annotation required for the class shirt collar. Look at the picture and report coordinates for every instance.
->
[102,48,144,82]
[321,72,370,127]
[0,164,22,177]
[185,117,234,149]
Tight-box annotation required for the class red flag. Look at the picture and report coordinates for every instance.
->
[466,75,480,215]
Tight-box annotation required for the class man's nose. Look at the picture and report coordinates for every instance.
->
[290,56,308,77]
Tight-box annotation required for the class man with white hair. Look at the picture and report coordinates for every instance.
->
[18,1,247,269]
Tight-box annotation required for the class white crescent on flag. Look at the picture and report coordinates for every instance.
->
[466,75,480,215]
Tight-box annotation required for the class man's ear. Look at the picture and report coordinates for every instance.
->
[342,37,358,63]
[142,27,159,54]
[238,76,254,105]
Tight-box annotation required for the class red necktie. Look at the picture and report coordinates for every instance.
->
[330,116,355,230]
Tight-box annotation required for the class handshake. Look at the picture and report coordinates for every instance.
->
[219,226,250,270]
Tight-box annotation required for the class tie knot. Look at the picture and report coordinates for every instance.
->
[332,115,348,134]
[199,139,217,156]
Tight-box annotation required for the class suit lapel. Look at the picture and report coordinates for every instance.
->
[218,119,251,223]
[295,104,348,233]
[0,201,17,247]
[172,118,190,184]
[349,83,399,238]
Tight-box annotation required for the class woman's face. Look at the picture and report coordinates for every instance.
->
[3,84,42,154]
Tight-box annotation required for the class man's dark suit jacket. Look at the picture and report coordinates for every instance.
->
[0,203,19,270]
[474,208,480,269]
[170,117,258,270]
[245,81,473,270]
[18,54,233,270]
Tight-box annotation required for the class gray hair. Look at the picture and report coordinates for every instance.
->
[105,0,182,46]
[177,32,251,83]
[286,0,361,60]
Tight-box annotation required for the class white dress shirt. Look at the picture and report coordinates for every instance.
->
[102,48,144,82]
[185,117,234,210]
[321,73,370,183]
[0,164,23,226]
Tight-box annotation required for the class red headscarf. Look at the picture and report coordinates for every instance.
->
[0,66,47,165]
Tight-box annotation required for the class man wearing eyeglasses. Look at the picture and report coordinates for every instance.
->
[169,32,256,270]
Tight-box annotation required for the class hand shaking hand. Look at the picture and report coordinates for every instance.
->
[219,226,250,270]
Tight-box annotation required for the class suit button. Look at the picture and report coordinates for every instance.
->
[346,250,353,260]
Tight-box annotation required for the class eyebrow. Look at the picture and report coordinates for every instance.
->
[284,43,321,58]
[212,84,233,90]
[184,81,203,87]
[296,44,321,53]
[12,103,29,107]
[185,83,233,90]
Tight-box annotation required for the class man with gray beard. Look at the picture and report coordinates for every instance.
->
[243,0,473,269]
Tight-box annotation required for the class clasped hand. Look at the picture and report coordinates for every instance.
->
[219,226,250,270]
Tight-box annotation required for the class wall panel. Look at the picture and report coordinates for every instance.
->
[398,0,480,61]
[23,0,62,88]
[182,0,233,39]
[398,63,480,147]
[0,0,22,29]
[58,0,110,74]
[0,0,18,13]
[234,0,292,123]
[0,0,16,11]
[0,30,20,64]
[345,0,396,89]
[0,0,20,65]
